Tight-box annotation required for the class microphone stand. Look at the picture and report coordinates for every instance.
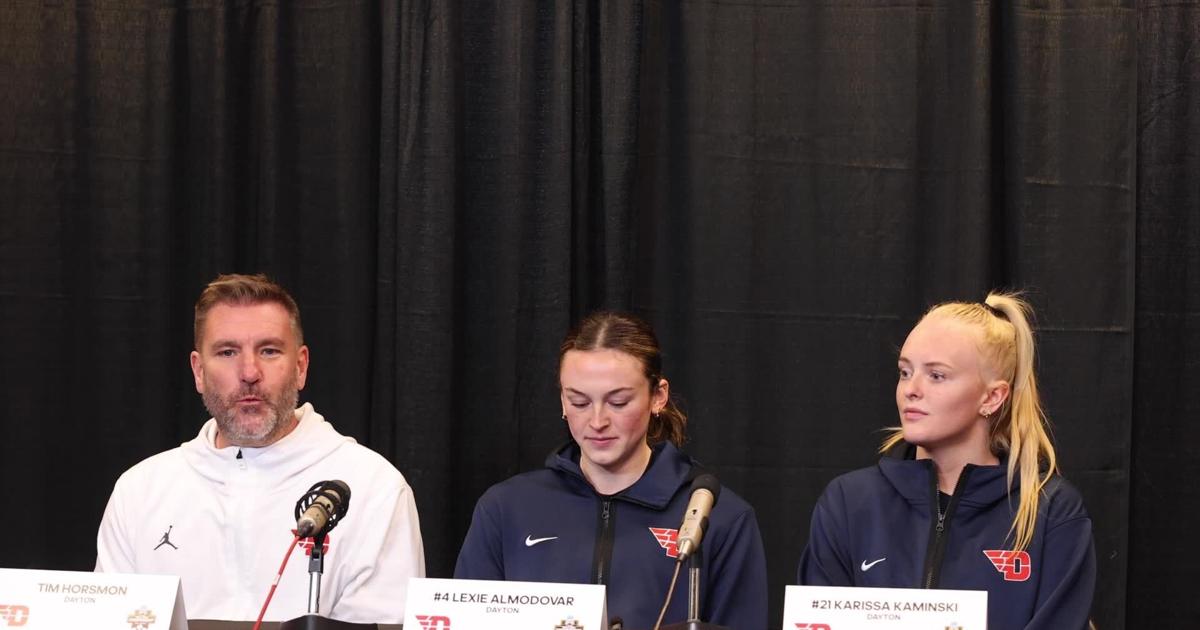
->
[686,549,702,623]
[662,545,729,630]
[280,531,377,630]
[306,531,327,614]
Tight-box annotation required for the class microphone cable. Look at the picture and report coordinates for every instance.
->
[650,559,683,630]
[251,533,302,630]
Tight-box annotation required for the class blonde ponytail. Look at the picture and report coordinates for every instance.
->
[985,293,1057,551]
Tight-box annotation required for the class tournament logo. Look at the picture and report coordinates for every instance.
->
[126,607,157,629]
[0,605,29,627]
[555,617,585,630]
[983,549,1032,582]
[415,614,451,629]
[648,527,680,558]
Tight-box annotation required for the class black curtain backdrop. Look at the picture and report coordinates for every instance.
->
[0,1,1194,628]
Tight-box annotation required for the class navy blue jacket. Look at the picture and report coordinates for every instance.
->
[798,448,1096,630]
[455,442,768,630]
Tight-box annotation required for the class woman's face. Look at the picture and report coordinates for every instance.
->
[895,316,1006,455]
[560,348,668,485]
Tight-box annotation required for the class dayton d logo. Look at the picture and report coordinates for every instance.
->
[297,533,331,556]
[0,605,29,627]
[983,549,1032,581]
[415,615,451,629]
[649,527,680,558]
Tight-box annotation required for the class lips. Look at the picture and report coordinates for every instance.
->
[901,407,928,420]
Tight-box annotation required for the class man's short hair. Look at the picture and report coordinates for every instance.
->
[193,273,303,349]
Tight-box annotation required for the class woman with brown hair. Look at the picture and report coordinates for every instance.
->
[455,311,767,629]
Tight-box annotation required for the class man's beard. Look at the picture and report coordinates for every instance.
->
[203,376,300,448]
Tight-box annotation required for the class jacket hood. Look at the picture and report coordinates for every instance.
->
[180,402,356,489]
[545,440,698,509]
[878,442,1016,511]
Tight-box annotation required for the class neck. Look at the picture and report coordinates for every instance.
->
[916,442,999,494]
[581,442,653,495]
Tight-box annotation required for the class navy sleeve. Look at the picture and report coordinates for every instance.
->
[1025,509,1096,629]
[453,490,506,580]
[797,479,855,586]
[704,506,768,630]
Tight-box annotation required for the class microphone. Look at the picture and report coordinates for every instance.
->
[294,480,351,538]
[675,474,720,563]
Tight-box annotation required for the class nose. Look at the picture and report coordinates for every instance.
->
[239,355,263,383]
[900,377,922,400]
[587,406,610,430]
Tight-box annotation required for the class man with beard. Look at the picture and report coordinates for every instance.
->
[95,274,425,623]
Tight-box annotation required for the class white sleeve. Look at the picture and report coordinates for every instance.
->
[95,476,137,573]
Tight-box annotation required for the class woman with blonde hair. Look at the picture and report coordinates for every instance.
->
[798,293,1096,630]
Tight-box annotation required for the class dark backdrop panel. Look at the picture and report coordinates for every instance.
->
[1,1,1194,629]
[1130,0,1200,626]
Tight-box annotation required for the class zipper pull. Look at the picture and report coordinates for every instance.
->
[936,513,946,533]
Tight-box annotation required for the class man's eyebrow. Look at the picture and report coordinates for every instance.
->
[206,337,289,350]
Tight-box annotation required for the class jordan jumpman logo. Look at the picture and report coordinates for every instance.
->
[154,525,179,550]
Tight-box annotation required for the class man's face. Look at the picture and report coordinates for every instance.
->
[190,301,309,448]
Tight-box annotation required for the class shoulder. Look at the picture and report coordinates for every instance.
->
[476,468,572,506]
[706,482,756,525]
[1039,475,1091,525]
[315,441,417,505]
[333,441,408,477]
[822,464,892,500]
[298,408,413,489]
[113,446,189,488]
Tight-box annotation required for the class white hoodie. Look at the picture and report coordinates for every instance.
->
[96,403,424,623]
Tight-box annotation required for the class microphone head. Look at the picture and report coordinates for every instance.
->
[294,479,353,537]
[690,473,721,506]
[327,479,351,501]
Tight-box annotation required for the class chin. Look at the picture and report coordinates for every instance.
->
[899,429,931,448]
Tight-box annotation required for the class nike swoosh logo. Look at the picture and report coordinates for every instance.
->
[525,535,558,547]
[861,557,887,571]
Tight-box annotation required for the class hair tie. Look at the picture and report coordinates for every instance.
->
[981,302,1009,321]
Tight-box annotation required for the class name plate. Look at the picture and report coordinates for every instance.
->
[404,577,606,630]
[0,568,186,630]
[783,585,986,629]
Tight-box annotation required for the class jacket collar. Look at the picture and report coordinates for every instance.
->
[181,402,356,487]
[545,440,698,509]
[878,441,1016,510]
